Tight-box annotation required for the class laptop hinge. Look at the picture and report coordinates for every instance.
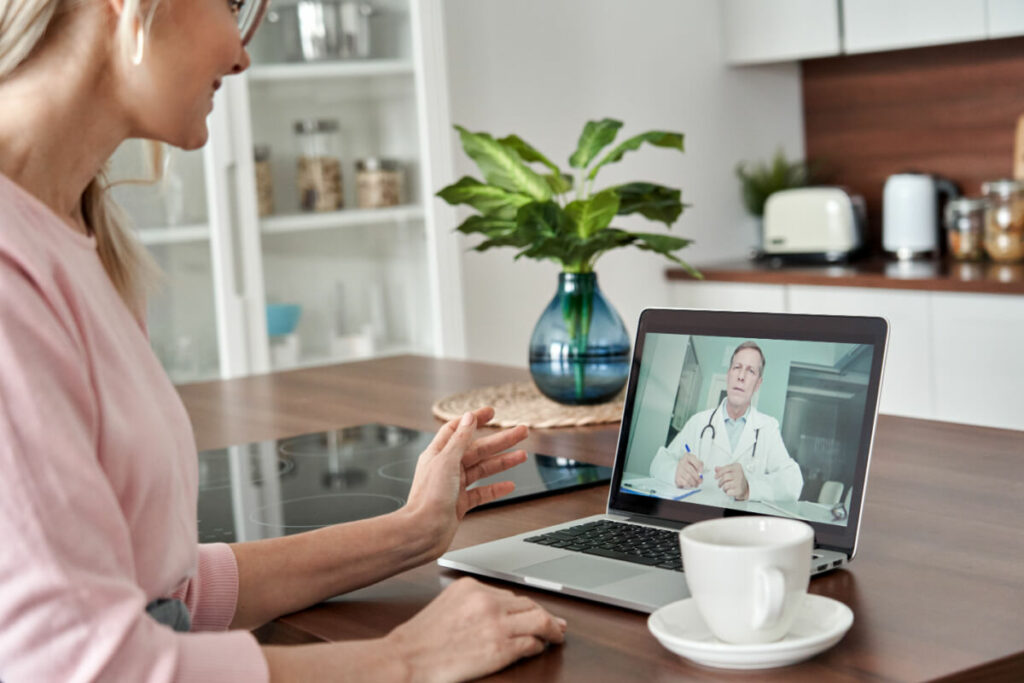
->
[613,513,687,530]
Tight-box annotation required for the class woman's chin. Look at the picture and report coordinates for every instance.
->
[177,127,209,151]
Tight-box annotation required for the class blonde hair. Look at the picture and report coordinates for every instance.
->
[1,0,162,316]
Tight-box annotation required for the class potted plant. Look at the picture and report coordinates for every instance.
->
[735,149,813,250]
[438,118,698,405]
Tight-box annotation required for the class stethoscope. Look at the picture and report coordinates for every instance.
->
[698,403,761,465]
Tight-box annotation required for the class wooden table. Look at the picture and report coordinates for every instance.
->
[177,355,1024,682]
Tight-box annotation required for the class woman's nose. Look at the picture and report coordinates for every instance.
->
[232,48,252,74]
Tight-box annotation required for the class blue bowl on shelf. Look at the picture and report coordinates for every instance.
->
[266,303,302,337]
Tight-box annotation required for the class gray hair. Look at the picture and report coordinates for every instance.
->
[730,341,766,376]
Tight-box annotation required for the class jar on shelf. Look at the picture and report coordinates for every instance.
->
[981,179,1024,263]
[294,119,343,212]
[943,197,987,261]
[356,157,403,209]
[254,145,274,217]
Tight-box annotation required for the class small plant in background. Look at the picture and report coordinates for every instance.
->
[735,149,814,217]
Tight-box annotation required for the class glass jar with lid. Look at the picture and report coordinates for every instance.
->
[294,119,343,212]
[981,179,1024,263]
[356,157,403,209]
[943,197,987,261]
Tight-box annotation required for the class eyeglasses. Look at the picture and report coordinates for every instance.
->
[236,0,270,47]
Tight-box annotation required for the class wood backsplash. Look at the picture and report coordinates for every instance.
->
[802,36,1024,253]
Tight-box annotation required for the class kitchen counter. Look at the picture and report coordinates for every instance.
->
[665,256,1024,295]
[177,355,1024,682]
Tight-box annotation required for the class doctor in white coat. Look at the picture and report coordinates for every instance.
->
[649,342,803,502]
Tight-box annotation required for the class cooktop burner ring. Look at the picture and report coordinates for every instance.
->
[277,424,422,458]
[248,492,407,529]
[377,457,418,483]
[198,452,295,491]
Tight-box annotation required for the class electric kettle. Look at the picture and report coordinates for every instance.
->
[883,173,959,259]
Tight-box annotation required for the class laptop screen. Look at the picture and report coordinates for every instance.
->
[608,309,887,555]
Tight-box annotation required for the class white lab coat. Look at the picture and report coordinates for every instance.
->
[649,401,803,502]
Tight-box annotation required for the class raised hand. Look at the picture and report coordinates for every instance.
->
[405,407,529,558]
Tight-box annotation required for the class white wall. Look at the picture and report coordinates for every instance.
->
[441,0,805,367]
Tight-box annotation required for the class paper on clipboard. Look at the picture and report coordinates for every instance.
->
[620,476,701,501]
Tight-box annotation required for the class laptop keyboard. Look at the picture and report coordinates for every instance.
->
[524,519,683,571]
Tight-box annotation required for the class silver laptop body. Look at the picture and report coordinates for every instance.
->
[440,308,889,613]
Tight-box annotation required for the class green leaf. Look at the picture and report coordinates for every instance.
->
[543,173,573,195]
[498,135,559,175]
[437,176,532,220]
[569,118,623,169]
[629,231,702,279]
[499,135,575,198]
[573,228,637,270]
[515,201,574,240]
[473,234,533,252]
[454,214,518,237]
[565,188,620,239]
[587,131,684,181]
[612,182,685,226]
[454,125,551,201]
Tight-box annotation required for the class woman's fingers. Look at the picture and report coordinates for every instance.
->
[465,450,527,486]
[425,407,497,458]
[465,481,516,510]
[462,424,528,468]
[505,606,567,644]
[509,636,548,659]
[438,412,478,465]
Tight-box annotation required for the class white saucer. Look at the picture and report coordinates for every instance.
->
[647,594,853,670]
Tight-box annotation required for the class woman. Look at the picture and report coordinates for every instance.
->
[0,0,566,679]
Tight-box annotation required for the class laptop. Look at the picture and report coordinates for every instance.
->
[439,308,888,612]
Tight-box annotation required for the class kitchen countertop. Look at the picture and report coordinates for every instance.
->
[178,356,1024,682]
[665,256,1024,295]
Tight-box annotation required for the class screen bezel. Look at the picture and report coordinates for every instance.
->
[606,308,888,555]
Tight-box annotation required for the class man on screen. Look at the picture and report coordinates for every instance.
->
[649,341,803,502]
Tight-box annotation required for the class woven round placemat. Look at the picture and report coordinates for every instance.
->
[432,381,624,428]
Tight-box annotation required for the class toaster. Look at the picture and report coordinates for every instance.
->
[762,187,865,263]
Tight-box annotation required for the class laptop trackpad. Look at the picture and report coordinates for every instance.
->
[515,555,645,588]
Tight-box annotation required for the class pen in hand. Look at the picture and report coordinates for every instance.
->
[684,443,703,481]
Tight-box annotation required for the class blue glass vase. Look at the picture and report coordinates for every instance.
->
[528,272,631,405]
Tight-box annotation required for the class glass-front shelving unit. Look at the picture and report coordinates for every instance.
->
[107,0,462,383]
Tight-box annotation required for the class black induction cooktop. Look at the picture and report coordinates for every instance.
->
[197,423,612,543]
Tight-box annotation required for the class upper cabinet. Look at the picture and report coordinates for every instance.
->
[721,0,841,65]
[988,0,1024,38]
[842,0,986,54]
[722,0,1024,66]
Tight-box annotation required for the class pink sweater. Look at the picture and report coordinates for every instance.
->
[0,172,269,682]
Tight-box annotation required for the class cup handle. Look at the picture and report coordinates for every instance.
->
[752,566,785,630]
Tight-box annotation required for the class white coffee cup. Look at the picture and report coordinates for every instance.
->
[679,516,813,644]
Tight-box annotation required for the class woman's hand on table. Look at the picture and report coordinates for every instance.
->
[387,576,566,682]
[404,406,528,558]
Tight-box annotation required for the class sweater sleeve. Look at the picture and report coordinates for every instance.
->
[169,544,244,632]
[0,260,269,681]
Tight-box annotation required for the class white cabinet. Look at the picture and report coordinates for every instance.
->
[668,282,788,313]
[722,0,1023,64]
[720,0,841,65]
[112,0,463,384]
[930,292,1024,430]
[787,286,933,420]
[667,280,1021,430]
[988,0,1024,38]
[841,0,987,54]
